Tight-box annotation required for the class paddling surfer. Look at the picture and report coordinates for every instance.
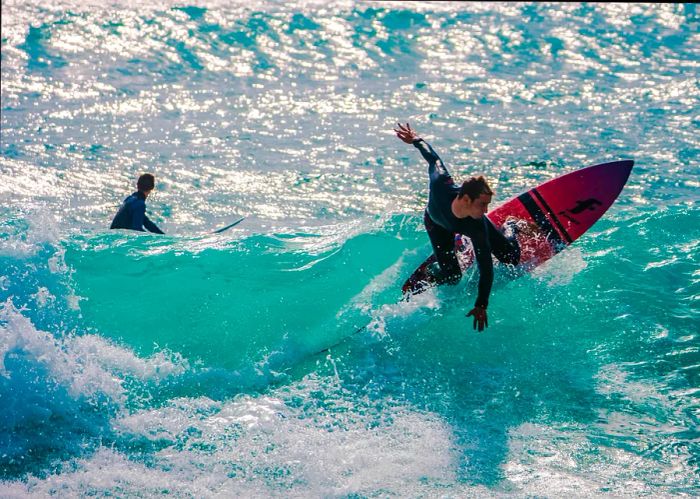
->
[110,173,165,234]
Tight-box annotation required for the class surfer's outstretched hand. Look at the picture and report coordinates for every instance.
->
[394,122,419,144]
[467,306,488,332]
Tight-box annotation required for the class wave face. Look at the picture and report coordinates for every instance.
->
[2,1,699,495]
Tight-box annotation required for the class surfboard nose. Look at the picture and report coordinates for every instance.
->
[580,160,634,199]
[595,160,634,185]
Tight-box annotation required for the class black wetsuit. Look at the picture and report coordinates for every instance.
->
[110,191,164,234]
[414,139,519,308]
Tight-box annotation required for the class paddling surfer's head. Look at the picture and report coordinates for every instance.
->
[137,173,155,197]
[457,176,493,218]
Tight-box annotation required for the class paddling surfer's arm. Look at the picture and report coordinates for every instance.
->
[143,215,164,234]
[130,197,164,234]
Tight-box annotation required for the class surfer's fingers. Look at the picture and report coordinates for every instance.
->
[466,309,478,330]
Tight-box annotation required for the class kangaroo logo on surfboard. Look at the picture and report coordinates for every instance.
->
[558,198,603,225]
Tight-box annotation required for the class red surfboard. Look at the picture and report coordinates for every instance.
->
[402,160,634,295]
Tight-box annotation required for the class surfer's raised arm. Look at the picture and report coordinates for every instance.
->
[394,122,450,179]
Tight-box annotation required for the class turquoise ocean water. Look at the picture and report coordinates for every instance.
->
[1,1,699,496]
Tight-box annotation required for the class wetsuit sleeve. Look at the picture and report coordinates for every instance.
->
[471,220,494,309]
[486,218,520,266]
[412,139,450,182]
[131,199,147,232]
[143,215,164,234]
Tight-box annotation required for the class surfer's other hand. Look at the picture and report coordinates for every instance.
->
[467,306,488,332]
[394,122,419,144]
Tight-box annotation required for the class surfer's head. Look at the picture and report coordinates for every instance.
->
[458,176,493,218]
[458,176,493,201]
[137,173,155,194]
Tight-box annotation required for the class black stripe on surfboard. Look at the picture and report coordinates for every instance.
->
[517,191,565,247]
[531,188,573,244]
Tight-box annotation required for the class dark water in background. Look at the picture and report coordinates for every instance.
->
[1,2,698,496]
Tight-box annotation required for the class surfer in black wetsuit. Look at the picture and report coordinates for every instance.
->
[110,173,164,234]
[395,122,520,332]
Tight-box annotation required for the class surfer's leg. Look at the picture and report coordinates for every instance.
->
[424,210,462,284]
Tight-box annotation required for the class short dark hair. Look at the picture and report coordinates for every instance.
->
[137,173,155,192]
[458,176,493,201]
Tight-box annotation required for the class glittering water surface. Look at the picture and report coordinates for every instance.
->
[1,1,699,496]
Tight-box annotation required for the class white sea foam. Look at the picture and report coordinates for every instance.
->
[0,207,62,258]
[28,287,55,307]
[1,375,474,497]
[503,419,696,496]
[0,300,189,402]
[502,363,699,495]
[531,247,588,287]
